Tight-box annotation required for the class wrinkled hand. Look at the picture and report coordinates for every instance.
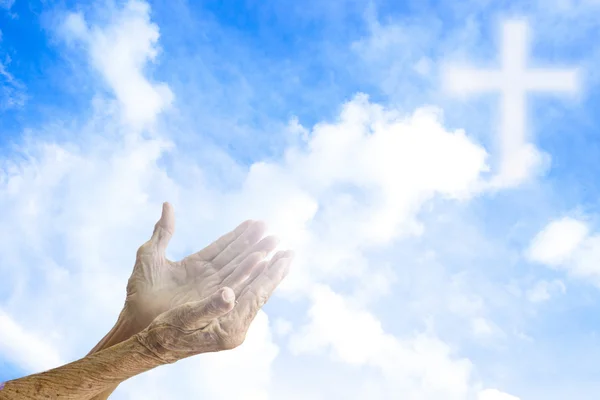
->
[122,202,280,333]
[135,251,293,364]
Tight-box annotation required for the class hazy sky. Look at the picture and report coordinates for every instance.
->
[2,0,600,399]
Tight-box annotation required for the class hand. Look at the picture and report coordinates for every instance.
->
[122,202,279,333]
[135,250,294,364]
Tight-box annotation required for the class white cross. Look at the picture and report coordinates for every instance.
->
[443,19,579,187]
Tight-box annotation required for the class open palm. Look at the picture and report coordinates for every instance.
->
[123,202,278,332]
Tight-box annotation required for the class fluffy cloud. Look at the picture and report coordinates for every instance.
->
[0,311,63,372]
[527,217,589,266]
[223,98,489,298]
[289,285,474,400]
[61,0,173,129]
[527,216,600,285]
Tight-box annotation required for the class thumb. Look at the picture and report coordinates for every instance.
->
[177,288,236,329]
[150,202,175,256]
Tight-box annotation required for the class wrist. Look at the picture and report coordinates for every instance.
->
[88,311,142,355]
[85,335,165,385]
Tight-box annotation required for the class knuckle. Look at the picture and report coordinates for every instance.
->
[258,291,270,307]
[250,287,270,309]
[173,306,192,328]
[136,242,152,257]
[214,326,246,350]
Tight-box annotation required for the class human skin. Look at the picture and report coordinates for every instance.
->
[0,203,293,399]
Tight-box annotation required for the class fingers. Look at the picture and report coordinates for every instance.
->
[175,288,236,330]
[188,220,253,262]
[235,249,288,291]
[269,249,292,265]
[227,253,293,328]
[217,235,279,280]
[221,252,266,296]
[150,202,175,256]
[229,235,279,266]
[211,221,268,267]
[235,259,268,292]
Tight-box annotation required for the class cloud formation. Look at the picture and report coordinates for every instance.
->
[528,216,600,286]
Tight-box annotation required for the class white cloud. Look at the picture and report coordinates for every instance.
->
[61,0,173,130]
[527,217,589,266]
[527,217,600,285]
[223,98,489,298]
[0,310,63,372]
[288,284,517,399]
[567,235,600,283]
[289,284,474,399]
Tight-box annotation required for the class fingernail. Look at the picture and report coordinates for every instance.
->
[221,288,235,303]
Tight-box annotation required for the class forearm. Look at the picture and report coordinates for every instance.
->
[86,312,146,400]
[0,335,162,400]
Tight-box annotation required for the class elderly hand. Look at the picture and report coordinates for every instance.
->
[135,250,293,364]
[122,202,280,333]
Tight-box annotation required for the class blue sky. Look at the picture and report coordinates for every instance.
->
[2,0,600,399]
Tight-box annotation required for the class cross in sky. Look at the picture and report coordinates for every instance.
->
[443,19,579,187]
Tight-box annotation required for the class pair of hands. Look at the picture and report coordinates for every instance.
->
[122,203,293,364]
